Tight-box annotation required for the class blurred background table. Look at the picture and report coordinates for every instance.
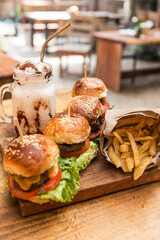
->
[0,52,17,88]
[53,0,89,11]
[20,0,55,11]
[24,11,70,46]
[94,29,160,92]
[75,11,122,31]
[20,0,89,12]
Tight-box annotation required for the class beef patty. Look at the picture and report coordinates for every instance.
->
[14,170,49,192]
[58,141,85,153]
[99,97,106,105]
[91,115,104,132]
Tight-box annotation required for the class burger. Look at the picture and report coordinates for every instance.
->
[43,112,93,158]
[72,77,110,113]
[3,134,61,203]
[66,95,104,140]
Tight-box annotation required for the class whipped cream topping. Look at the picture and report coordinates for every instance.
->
[13,60,52,82]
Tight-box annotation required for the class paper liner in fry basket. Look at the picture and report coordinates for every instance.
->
[100,109,160,171]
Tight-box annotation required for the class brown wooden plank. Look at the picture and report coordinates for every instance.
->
[0,52,17,79]
[96,39,122,92]
[0,95,160,238]
[0,122,160,217]
[18,152,160,216]
[94,30,160,45]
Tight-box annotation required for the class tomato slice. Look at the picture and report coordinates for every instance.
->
[60,138,90,158]
[8,165,62,200]
[101,102,110,116]
[43,166,61,193]
[89,128,101,140]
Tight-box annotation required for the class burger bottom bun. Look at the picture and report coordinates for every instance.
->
[27,196,52,204]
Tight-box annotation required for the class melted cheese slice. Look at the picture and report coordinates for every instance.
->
[14,175,41,191]
[48,163,59,179]
[10,163,59,191]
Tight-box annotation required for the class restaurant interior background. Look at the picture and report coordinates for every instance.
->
[0,0,160,109]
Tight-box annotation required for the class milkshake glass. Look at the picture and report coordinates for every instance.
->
[0,60,56,134]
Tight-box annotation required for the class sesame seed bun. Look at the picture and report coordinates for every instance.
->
[43,113,91,144]
[3,134,59,177]
[66,96,102,125]
[72,77,107,99]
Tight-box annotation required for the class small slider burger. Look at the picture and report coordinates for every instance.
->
[72,77,110,115]
[3,134,61,203]
[66,95,104,140]
[43,113,91,158]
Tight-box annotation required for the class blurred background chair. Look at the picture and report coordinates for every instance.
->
[58,13,94,77]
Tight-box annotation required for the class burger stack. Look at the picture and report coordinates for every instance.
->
[3,75,109,204]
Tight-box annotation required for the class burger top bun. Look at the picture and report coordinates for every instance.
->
[72,77,107,99]
[3,134,59,177]
[66,96,102,125]
[43,113,91,144]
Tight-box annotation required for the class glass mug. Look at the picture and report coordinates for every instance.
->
[0,61,56,135]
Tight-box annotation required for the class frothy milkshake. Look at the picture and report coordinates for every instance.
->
[12,60,55,135]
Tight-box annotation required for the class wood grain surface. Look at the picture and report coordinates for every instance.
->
[94,30,160,45]
[96,39,122,92]
[0,91,160,239]
[17,152,160,216]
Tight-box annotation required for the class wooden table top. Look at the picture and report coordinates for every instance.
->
[0,52,17,79]
[54,0,89,9]
[20,0,89,11]
[0,90,160,239]
[20,0,54,8]
[94,29,160,45]
[24,11,70,22]
[76,11,123,20]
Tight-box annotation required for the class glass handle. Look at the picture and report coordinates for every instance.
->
[0,83,12,123]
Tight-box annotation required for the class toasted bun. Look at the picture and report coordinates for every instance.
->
[66,96,102,125]
[3,134,59,177]
[72,77,107,99]
[43,113,91,144]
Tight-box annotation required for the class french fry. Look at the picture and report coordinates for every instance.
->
[119,144,129,153]
[124,142,131,146]
[121,152,133,159]
[120,159,128,173]
[133,157,152,180]
[134,118,146,131]
[126,131,140,167]
[127,129,139,138]
[111,129,127,138]
[137,143,142,150]
[108,145,121,168]
[108,115,159,180]
[139,140,151,154]
[156,146,160,151]
[125,157,134,172]
[149,140,156,156]
[143,129,149,136]
[113,137,120,158]
[134,136,154,142]
[146,118,155,127]
[139,150,149,161]
[112,131,123,144]
[115,116,143,128]
[138,129,144,137]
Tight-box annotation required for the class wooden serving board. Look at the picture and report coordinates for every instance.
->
[0,123,160,217]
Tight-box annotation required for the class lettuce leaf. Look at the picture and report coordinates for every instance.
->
[92,137,100,146]
[39,141,99,203]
